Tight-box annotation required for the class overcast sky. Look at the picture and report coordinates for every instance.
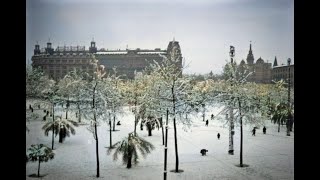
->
[26,0,294,74]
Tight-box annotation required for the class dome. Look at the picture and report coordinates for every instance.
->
[256,57,264,64]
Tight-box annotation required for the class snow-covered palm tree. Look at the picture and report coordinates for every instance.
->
[26,144,54,177]
[107,132,154,168]
[42,117,78,143]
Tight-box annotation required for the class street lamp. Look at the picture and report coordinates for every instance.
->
[286,58,291,136]
[230,46,235,63]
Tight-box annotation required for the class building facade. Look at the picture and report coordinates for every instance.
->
[271,61,294,87]
[238,43,272,83]
[31,42,96,81]
[32,40,182,80]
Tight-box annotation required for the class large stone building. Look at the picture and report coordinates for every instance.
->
[271,57,294,86]
[238,43,272,83]
[32,39,183,80]
[238,43,294,85]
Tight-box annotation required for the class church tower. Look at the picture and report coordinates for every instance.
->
[273,56,278,67]
[34,42,40,55]
[89,38,97,53]
[45,40,54,55]
[246,42,254,65]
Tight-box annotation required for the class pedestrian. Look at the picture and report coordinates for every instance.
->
[211,114,214,120]
[38,104,40,109]
[217,133,220,140]
[43,115,46,121]
[200,149,208,156]
[29,104,32,110]
[44,109,46,113]
[252,128,256,136]
[47,111,49,116]
[263,126,266,134]
[205,119,209,126]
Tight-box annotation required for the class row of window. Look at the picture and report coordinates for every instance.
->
[37,59,90,63]
[42,65,90,70]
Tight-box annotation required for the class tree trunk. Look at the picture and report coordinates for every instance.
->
[147,122,152,136]
[77,103,81,123]
[172,86,179,172]
[109,112,112,148]
[161,117,164,145]
[37,159,41,177]
[93,82,100,178]
[113,114,116,131]
[236,98,243,167]
[164,109,169,180]
[66,97,69,119]
[127,135,132,169]
[134,100,137,136]
[202,105,205,121]
[94,114,100,177]
[228,107,234,155]
[78,109,81,123]
[59,129,63,143]
[52,104,55,150]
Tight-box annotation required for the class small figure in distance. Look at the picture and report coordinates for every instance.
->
[252,127,256,136]
[263,126,266,134]
[217,133,220,140]
[211,114,214,120]
[200,149,208,156]
[205,119,209,126]
[117,121,121,126]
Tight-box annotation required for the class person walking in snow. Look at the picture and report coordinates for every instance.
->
[211,114,214,120]
[205,119,209,126]
[252,128,256,136]
[263,126,266,134]
[217,133,220,140]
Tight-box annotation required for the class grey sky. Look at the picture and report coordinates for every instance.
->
[26,0,294,74]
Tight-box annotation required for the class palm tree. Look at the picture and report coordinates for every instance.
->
[26,144,55,177]
[107,132,155,168]
[271,103,287,132]
[42,117,78,143]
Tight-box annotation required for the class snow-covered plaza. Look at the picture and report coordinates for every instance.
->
[26,104,294,180]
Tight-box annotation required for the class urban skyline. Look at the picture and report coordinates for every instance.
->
[26,0,294,74]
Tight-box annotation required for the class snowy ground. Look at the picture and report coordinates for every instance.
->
[26,102,294,180]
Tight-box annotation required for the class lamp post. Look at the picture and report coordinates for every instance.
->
[286,58,291,136]
[228,46,235,155]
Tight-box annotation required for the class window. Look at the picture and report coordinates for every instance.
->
[68,59,74,63]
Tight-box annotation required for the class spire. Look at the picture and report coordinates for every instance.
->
[246,41,254,64]
[273,56,278,67]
